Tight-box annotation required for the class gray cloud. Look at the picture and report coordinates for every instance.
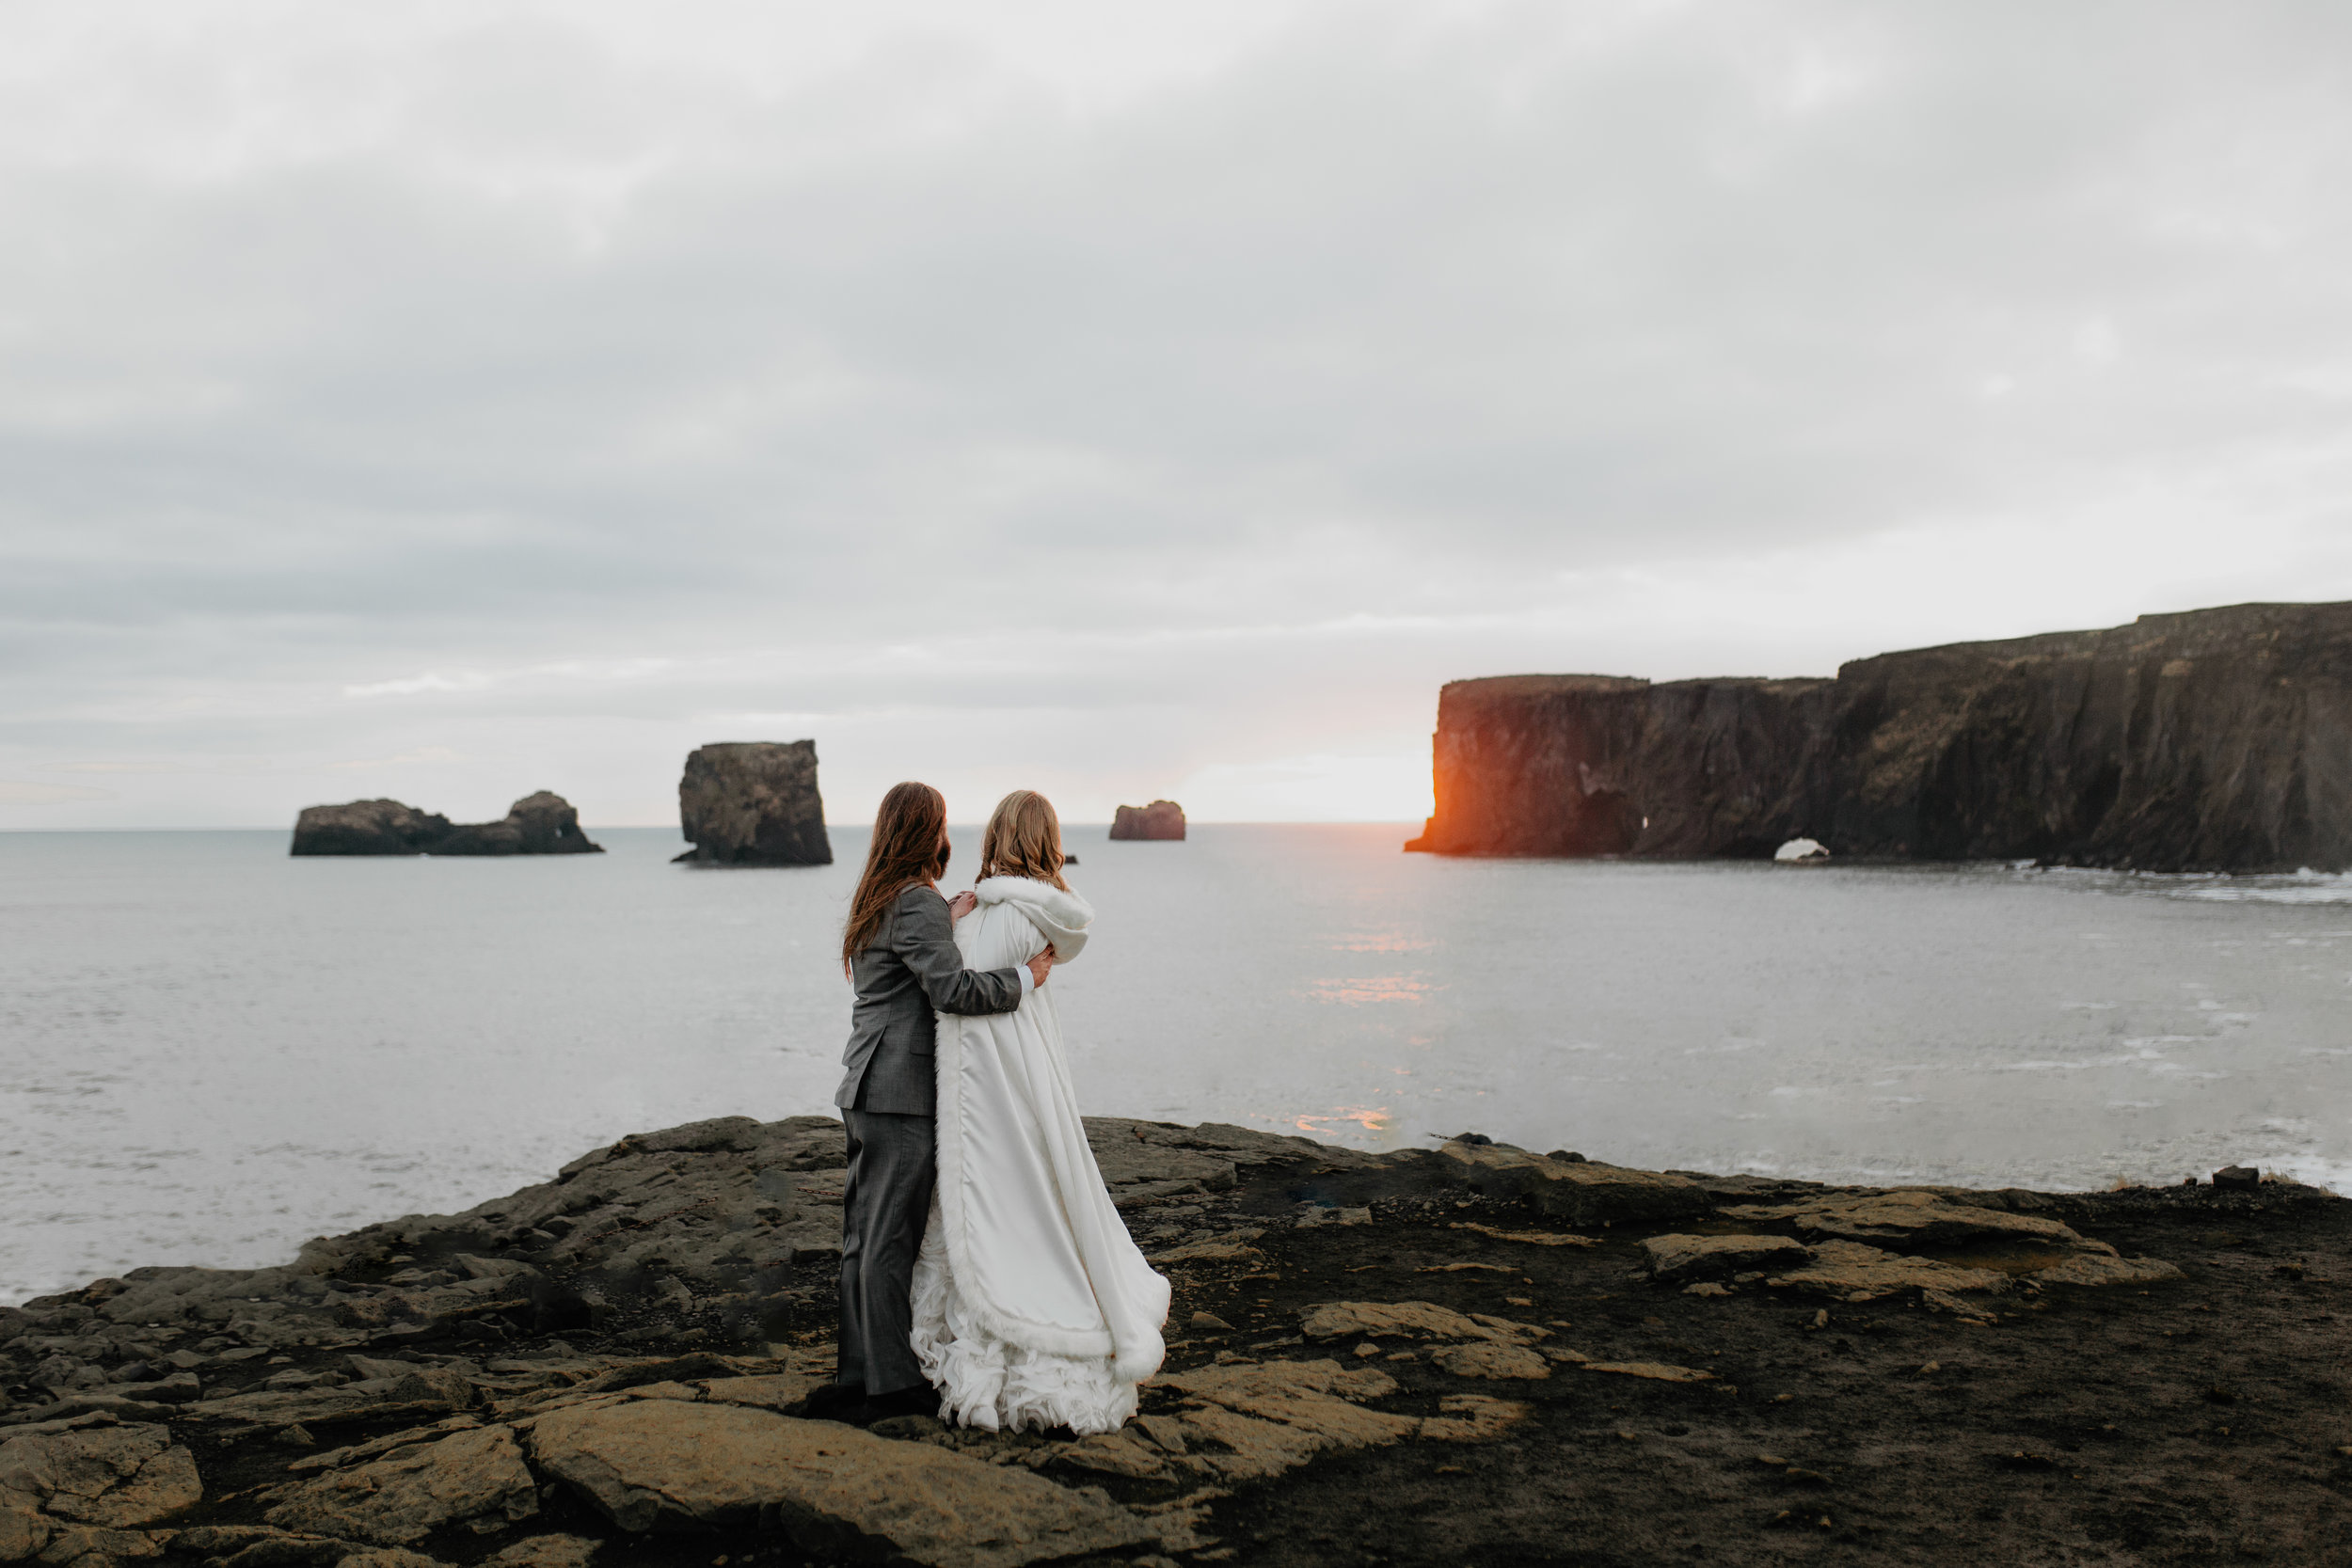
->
[5,2,2352,825]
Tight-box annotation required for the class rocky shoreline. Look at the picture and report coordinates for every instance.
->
[7,1120,2349,1566]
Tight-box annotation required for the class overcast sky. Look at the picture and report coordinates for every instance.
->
[5,1,2350,829]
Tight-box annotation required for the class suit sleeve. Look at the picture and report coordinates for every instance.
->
[894,890,1025,1015]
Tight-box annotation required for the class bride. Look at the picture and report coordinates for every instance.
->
[912,789,1170,1434]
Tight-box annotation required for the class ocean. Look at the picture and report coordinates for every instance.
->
[4,823,2349,1306]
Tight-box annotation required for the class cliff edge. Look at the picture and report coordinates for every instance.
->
[1406,600,2352,871]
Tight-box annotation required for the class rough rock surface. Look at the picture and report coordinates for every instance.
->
[527,1399,1153,1565]
[674,742,831,866]
[1406,599,2352,871]
[429,796,602,857]
[1428,1343,1549,1380]
[485,1535,597,1568]
[1639,1233,1813,1284]
[1108,800,1185,841]
[1435,1140,1712,1227]
[0,1422,200,1563]
[1721,1188,2090,1250]
[1761,1239,2016,1303]
[290,796,599,857]
[265,1425,537,1544]
[288,802,454,857]
[1,1116,2337,1567]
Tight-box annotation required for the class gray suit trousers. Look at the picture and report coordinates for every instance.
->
[835,1107,935,1398]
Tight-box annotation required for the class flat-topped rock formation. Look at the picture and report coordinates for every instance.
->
[1110,800,1186,840]
[674,741,832,866]
[291,795,601,857]
[7,1116,2336,1564]
[288,800,455,856]
[1406,600,2352,871]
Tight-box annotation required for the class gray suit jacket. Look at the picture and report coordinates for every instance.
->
[834,883,1024,1117]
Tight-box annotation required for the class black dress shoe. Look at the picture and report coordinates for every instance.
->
[852,1384,940,1425]
[802,1382,866,1422]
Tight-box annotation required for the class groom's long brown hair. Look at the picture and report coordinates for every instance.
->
[841,782,949,972]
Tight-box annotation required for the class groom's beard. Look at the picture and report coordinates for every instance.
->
[933,844,951,879]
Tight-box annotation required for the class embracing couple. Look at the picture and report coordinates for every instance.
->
[804,782,1170,1433]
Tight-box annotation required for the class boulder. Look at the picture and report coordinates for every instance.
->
[430,794,602,856]
[525,1399,1154,1566]
[290,801,453,857]
[1108,801,1185,841]
[674,742,832,866]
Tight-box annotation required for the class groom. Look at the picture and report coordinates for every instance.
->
[810,782,1054,1425]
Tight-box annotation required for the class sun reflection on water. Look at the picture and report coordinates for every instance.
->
[1304,975,1431,1005]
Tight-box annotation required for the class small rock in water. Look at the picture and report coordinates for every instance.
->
[1773,837,1831,862]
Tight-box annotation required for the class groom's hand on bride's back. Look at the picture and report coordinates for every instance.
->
[947,891,977,922]
[1027,947,1056,988]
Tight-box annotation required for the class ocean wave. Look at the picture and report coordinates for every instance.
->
[2013,863,2352,904]
[2169,868,2352,904]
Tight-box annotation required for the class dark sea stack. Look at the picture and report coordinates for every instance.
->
[675,740,833,865]
[1406,600,2352,872]
[1109,800,1186,840]
[289,798,453,855]
[433,791,604,855]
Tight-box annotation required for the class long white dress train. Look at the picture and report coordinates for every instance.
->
[911,876,1170,1434]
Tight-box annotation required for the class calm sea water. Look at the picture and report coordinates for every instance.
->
[5,824,2350,1305]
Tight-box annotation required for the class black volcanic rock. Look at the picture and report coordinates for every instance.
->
[675,740,832,866]
[290,793,600,856]
[433,791,604,856]
[1406,601,2352,872]
[290,799,454,855]
[1109,800,1185,840]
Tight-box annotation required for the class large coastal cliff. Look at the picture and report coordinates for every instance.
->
[1406,600,2352,871]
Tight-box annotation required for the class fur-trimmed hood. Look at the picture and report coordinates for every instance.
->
[973,876,1092,960]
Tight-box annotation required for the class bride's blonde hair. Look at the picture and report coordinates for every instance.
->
[978,789,1070,890]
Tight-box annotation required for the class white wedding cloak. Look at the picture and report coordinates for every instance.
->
[911,875,1170,1434]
